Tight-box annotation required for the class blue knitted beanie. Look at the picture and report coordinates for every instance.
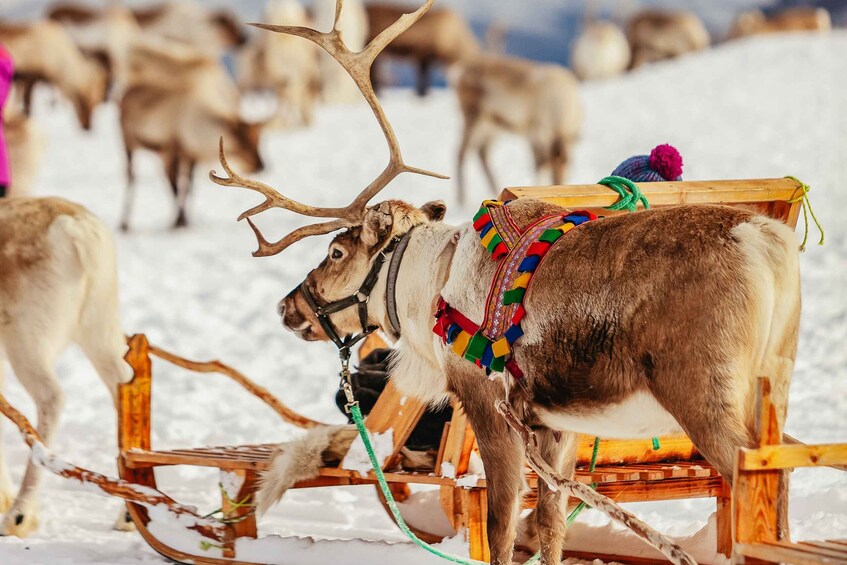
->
[611,144,683,182]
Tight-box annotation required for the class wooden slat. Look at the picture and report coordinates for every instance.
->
[716,480,732,557]
[221,469,257,559]
[501,178,802,208]
[442,404,470,476]
[575,434,702,466]
[737,541,847,565]
[362,380,427,469]
[464,489,489,562]
[797,542,847,559]
[738,443,847,471]
[733,378,783,550]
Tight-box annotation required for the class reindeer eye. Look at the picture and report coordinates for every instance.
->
[331,248,344,260]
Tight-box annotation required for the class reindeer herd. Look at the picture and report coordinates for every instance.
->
[0,0,835,552]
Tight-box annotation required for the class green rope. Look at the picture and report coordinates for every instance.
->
[785,176,825,252]
[598,176,651,212]
[349,403,488,565]
[652,437,661,451]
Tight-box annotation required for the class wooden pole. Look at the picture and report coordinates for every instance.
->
[0,391,224,540]
[496,400,697,565]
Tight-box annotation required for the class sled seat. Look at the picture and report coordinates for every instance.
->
[122,442,720,487]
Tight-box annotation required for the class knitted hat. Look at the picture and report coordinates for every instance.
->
[610,144,683,182]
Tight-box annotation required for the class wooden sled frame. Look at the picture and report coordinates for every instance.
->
[115,178,843,564]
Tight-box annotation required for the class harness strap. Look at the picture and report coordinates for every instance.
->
[385,229,415,338]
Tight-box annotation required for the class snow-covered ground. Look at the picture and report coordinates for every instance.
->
[1,32,846,564]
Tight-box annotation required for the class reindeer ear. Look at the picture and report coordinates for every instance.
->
[362,202,394,248]
[421,200,447,222]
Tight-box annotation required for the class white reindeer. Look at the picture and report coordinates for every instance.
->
[0,197,132,537]
[571,21,631,81]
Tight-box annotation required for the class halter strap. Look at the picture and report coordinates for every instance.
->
[385,228,415,339]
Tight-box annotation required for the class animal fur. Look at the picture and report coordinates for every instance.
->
[455,55,582,202]
[728,7,831,39]
[0,20,108,130]
[626,9,710,69]
[0,197,132,537]
[571,21,631,81]
[256,425,356,515]
[279,198,800,565]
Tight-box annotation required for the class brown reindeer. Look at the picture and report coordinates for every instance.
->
[0,20,108,130]
[120,43,264,230]
[211,2,799,563]
[366,3,479,96]
[626,9,710,69]
[455,55,582,204]
[728,7,832,39]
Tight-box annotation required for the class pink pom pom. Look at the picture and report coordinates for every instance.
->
[649,144,683,180]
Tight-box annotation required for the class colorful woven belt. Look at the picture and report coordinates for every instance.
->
[433,200,596,378]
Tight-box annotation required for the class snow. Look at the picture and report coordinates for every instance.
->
[1,32,846,564]
[341,429,394,477]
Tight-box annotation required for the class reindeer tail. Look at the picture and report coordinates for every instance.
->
[256,425,357,515]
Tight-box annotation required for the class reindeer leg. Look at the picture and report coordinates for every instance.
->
[0,349,63,537]
[165,150,188,229]
[534,428,577,564]
[478,140,500,196]
[416,57,433,97]
[120,148,135,232]
[0,361,13,513]
[456,125,474,206]
[550,137,569,186]
[452,374,524,565]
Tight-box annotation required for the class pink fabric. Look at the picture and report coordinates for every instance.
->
[0,45,14,186]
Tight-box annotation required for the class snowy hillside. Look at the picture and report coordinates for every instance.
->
[0,32,845,564]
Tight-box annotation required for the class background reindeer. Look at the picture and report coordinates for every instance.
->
[728,6,832,39]
[0,197,132,537]
[238,0,320,128]
[120,42,264,230]
[211,2,801,563]
[366,3,479,96]
[626,9,710,69]
[3,109,43,197]
[0,19,108,130]
[571,21,631,81]
[455,55,582,204]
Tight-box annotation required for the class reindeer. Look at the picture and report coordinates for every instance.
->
[47,3,142,98]
[131,1,246,58]
[120,42,264,230]
[571,21,631,81]
[211,2,801,563]
[0,197,133,537]
[455,55,582,205]
[0,20,108,130]
[366,3,479,96]
[238,0,321,128]
[728,7,832,39]
[626,9,710,69]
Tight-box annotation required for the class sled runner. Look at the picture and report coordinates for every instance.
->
[106,178,844,564]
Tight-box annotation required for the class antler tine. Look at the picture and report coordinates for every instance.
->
[210,138,356,220]
[245,217,353,257]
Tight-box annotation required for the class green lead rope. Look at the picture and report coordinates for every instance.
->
[349,402,488,565]
[785,176,825,252]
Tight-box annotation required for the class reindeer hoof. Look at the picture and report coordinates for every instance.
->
[119,221,130,232]
[0,511,39,537]
[113,509,136,532]
[174,216,188,229]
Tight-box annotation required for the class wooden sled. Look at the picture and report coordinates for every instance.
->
[114,178,843,564]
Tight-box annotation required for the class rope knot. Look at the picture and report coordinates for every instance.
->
[785,176,825,252]
[598,176,651,212]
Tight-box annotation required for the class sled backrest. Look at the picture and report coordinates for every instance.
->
[502,178,803,229]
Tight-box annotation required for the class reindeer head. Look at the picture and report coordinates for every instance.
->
[211,0,446,348]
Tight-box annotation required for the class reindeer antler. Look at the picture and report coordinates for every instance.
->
[210,0,447,257]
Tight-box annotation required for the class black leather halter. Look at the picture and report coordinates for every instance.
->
[299,232,409,356]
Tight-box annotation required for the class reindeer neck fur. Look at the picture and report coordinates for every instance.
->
[367,221,459,406]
